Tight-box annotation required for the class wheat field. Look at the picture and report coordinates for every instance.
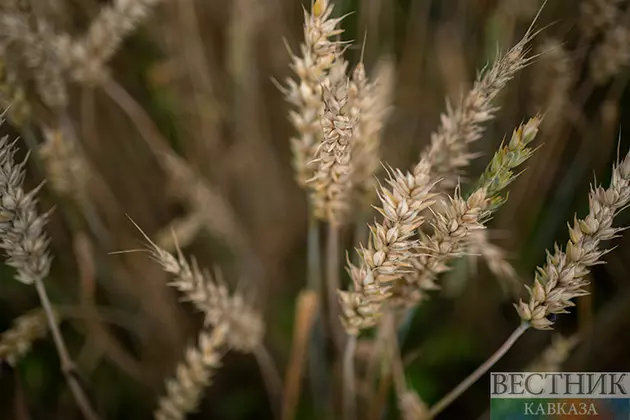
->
[0,0,629,419]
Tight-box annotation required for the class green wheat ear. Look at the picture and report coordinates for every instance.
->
[474,115,541,214]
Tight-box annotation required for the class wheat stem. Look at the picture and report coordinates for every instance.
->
[428,322,529,418]
[254,344,283,420]
[386,313,407,396]
[34,278,100,420]
[342,334,357,420]
[326,223,344,349]
[282,290,318,420]
[306,210,329,412]
[102,78,168,154]
[307,212,322,293]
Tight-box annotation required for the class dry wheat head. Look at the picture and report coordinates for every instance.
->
[516,149,630,329]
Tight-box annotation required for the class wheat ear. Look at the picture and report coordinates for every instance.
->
[428,136,630,419]
[154,323,228,420]
[308,67,357,225]
[0,308,52,366]
[339,20,539,333]
[339,159,437,334]
[0,59,30,126]
[0,130,99,420]
[580,0,624,39]
[421,23,536,190]
[132,222,283,413]
[0,135,51,285]
[0,12,68,108]
[281,0,347,187]
[54,0,163,84]
[132,220,264,353]
[399,117,541,305]
[589,22,630,84]
[516,148,630,329]
[39,127,91,205]
[349,58,395,210]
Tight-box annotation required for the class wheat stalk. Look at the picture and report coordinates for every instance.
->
[339,117,539,333]
[399,391,429,420]
[131,222,284,414]
[428,322,529,418]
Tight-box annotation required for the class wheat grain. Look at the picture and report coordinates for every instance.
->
[516,149,630,329]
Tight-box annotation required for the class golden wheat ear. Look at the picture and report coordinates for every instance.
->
[517,147,630,330]
[282,0,348,189]
[129,216,265,352]
[154,323,228,420]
